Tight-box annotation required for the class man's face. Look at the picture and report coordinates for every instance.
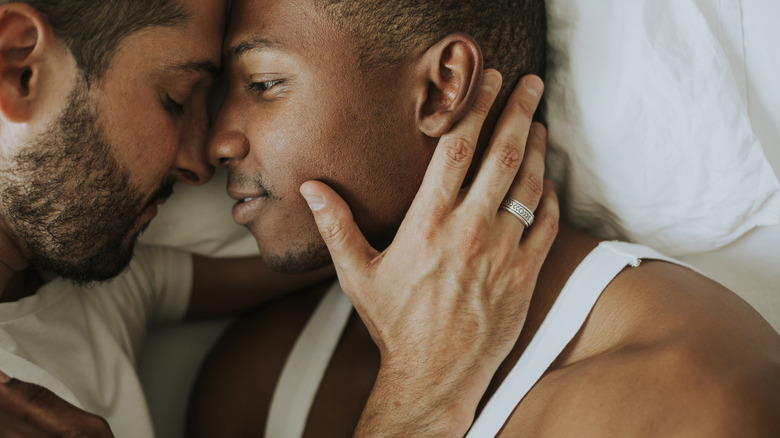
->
[0,0,226,282]
[211,0,432,273]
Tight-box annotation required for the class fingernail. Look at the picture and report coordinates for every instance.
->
[482,71,501,92]
[301,190,325,212]
[0,370,10,384]
[525,75,543,97]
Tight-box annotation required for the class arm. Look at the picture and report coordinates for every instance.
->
[0,370,113,438]
[185,255,335,319]
[300,71,557,436]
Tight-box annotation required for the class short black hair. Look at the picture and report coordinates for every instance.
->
[4,0,188,82]
[316,0,546,103]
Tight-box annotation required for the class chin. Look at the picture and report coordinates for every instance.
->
[35,238,137,285]
[33,224,144,286]
[259,239,332,275]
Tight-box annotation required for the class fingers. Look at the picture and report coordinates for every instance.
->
[410,69,502,217]
[496,122,547,235]
[300,180,378,289]
[518,179,559,271]
[467,75,544,211]
[0,410,53,438]
[0,375,113,437]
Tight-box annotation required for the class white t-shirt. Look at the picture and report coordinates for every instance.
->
[0,245,193,438]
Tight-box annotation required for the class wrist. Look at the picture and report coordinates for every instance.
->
[356,362,486,437]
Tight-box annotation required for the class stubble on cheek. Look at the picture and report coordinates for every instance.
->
[0,80,147,284]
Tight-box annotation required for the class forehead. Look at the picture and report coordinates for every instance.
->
[225,0,354,65]
[110,0,226,77]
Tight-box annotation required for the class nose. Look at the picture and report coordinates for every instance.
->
[207,104,250,168]
[208,130,250,168]
[172,106,215,185]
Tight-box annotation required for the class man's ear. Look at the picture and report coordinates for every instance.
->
[414,33,483,138]
[0,4,50,124]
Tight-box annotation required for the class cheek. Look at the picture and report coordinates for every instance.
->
[249,100,332,182]
[97,77,182,190]
[102,103,181,186]
[318,96,425,236]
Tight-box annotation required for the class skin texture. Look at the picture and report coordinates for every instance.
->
[0,2,338,434]
[206,0,566,433]
[189,0,780,436]
[211,0,432,273]
[0,0,223,292]
[0,0,558,436]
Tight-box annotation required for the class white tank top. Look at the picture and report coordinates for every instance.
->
[266,241,695,437]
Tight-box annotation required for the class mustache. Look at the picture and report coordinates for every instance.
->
[145,177,176,208]
[227,172,276,199]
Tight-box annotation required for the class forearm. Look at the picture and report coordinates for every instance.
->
[355,360,490,437]
[186,255,335,319]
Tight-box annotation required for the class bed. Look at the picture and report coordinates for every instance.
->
[137,1,780,436]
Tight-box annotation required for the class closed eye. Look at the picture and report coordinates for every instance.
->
[165,95,186,117]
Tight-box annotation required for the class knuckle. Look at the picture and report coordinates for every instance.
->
[492,142,523,172]
[417,214,441,242]
[522,173,544,199]
[472,93,494,116]
[441,137,474,171]
[460,214,491,256]
[318,219,347,247]
[529,123,548,152]
[510,95,538,118]
[541,208,560,237]
[530,122,547,142]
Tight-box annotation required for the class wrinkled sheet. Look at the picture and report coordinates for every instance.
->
[543,0,780,256]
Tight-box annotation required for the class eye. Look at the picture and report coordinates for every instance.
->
[246,79,283,95]
[164,95,186,117]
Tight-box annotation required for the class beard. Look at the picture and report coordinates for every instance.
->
[227,171,334,274]
[263,239,332,275]
[0,78,173,284]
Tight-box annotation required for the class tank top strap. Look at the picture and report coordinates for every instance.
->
[266,242,693,437]
[466,241,693,437]
[266,282,352,438]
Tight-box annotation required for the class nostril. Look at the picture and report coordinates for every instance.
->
[179,169,200,184]
[219,157,230,166]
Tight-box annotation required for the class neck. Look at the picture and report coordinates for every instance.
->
[0,222,31,300]
[512,221,603,359]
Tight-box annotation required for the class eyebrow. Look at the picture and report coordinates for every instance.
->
[164,60,221,79]
[228,36,281,60]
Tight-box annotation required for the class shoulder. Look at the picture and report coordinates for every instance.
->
[511,258,780,437]
[513,332,780,437]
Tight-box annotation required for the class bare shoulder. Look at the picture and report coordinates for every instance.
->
[506,260,780,437]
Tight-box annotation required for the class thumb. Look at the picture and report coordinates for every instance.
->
[299,180,377,282]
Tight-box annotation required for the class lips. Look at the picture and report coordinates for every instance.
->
[145,178,175,209]
[232,195,269,225]
[228,187,270,225]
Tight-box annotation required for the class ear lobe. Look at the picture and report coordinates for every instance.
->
[416,33,483,138]
[0,5,47,123]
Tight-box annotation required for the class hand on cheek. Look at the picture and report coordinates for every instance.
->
[300,70,558,436]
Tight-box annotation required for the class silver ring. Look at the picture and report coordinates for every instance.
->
[499,197,534,227]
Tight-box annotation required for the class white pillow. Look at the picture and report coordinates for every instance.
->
[142,0,780,259]
[139,168,259,257]
[543,0,780,256]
